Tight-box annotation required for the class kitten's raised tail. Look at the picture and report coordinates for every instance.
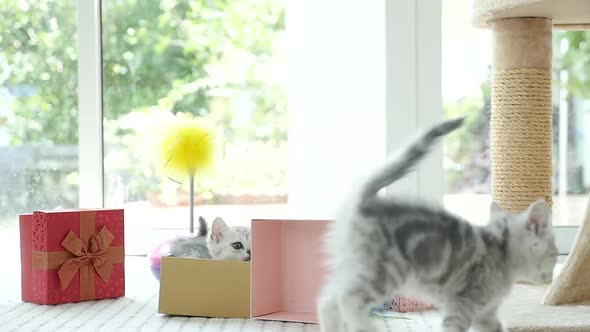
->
[360,117,465,201]
[198,216,208,237]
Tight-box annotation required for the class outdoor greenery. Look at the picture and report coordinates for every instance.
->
[557,31,590,99]
[0,1,78,145]
[0,0,286,215]
[553,31,590,194]
[101,0,287,205]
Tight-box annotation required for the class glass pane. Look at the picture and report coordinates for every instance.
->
[442,0,491,225]
[0,0,79,240]
[101,0,287,253]
[442,0,589,226]
[552,30,590,226]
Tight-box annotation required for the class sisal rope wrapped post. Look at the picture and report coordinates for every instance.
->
[491,18,553,212]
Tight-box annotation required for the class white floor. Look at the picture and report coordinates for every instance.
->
[0,215,439,332]
[1,213,579,332]
[7,256,588,332]
[1,255,443,332]
[1,258,316,332]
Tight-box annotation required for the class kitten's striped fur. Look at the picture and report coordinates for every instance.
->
[318,118,558,332]
[170,216,212,259]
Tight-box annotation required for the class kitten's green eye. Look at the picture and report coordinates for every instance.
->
[231,242,243,250]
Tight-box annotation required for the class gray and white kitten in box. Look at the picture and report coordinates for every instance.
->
[170,216,251,261]
[318,118,558,332]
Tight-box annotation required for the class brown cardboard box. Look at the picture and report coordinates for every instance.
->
[158,256,250,318]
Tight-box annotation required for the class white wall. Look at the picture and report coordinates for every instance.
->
[287,0,442,219]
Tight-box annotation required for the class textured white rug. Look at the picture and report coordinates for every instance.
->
[3,217,587,332]
[0,256,440,332]
[500,284,590,332]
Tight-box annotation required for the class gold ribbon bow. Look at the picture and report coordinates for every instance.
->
[32,211,124,301]
[58,227,115,290]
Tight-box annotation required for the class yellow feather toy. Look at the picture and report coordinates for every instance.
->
[155,113,217,233]
[157,116,216,179]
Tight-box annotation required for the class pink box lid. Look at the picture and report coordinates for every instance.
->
[250,219,331,324]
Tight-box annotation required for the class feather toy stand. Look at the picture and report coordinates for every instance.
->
[156,114,216,233]
[148,113,217,279]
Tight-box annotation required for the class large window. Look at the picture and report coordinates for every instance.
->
[442,0,590,228]
[101,1,287,253]
[102,0,287,208]
[0,1,79,230]
[0,0,287,255]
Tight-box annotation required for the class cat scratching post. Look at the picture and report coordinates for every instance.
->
[472,0,590,308]
[490,17,553,212]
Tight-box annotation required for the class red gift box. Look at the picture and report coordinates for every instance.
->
[19,209,125,304]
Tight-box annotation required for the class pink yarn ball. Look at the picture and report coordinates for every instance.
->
[148,237,175,280]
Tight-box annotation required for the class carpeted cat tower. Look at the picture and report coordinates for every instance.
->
[473,0,590,330]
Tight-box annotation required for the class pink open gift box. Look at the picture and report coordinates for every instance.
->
[251,219,330,324]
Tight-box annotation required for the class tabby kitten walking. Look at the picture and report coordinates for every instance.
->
[318,118,558,332]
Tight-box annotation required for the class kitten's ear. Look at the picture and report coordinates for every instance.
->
[198,216,208,237]
[211,217,228,242]
[526,199,551,236]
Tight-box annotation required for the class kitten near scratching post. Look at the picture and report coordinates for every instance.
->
[317,118,558,332]
[170,216,251,261]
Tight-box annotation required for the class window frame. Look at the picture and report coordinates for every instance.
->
[386,0,444,203]
[77,0,104,208]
